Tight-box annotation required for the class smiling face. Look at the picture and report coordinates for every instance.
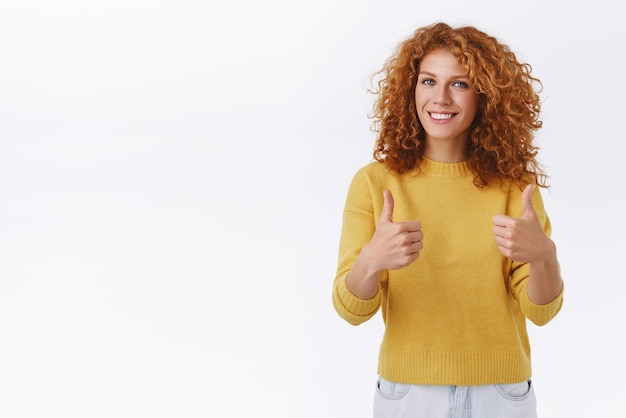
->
[415,49,479,162]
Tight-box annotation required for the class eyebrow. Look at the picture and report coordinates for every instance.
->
[419,71,470,79]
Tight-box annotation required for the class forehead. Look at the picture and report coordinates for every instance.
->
[419,50,468,76]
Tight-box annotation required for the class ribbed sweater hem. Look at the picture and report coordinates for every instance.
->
[378,349,531,386]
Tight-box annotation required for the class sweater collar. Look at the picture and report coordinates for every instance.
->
[419,156,472,177]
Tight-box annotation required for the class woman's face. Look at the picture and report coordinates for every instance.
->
[414,49,479,156]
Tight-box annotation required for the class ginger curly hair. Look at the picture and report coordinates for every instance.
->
[370,22,548,188]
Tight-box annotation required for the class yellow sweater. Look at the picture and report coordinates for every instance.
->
[332,158,563,386]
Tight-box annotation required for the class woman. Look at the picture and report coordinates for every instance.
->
[332,22,564,417]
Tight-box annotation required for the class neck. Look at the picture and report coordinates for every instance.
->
[423,139,468,162]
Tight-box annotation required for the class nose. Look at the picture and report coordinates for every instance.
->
[433,86,451,105]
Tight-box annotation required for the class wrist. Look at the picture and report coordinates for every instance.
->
[358,243,384,276]
[530,237,557,266]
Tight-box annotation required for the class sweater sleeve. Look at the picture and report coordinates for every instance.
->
[509,187,564,326]
[331,166,382,326]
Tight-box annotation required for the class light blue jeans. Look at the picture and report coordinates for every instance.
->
[374,376,537,418]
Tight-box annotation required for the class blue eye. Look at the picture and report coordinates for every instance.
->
[422,79,435,85]
[453,81,469,88]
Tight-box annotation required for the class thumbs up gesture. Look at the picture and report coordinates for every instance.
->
[365,190,424,271]
[492,184,552,263]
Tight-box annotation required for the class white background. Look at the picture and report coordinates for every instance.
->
[0,0,624,417]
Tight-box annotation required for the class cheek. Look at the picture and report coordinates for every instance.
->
[414,94,430,112]
[414,86,431,104]
[464,96,479,119]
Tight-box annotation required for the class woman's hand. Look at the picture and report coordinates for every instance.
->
[364,189,424,271]
[346,190,424,299]
[492,184,554,264]
[492,184,563,304]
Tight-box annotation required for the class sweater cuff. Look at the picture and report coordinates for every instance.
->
[333,275,380,325]
[520,283,564,326]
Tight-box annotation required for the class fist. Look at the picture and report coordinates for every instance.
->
[492,184,552,263]
[366,190,424,271]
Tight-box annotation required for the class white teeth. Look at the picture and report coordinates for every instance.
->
[430,113,453,120]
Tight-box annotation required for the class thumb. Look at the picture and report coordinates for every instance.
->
[521,184,536,218]
[379,190,394,224]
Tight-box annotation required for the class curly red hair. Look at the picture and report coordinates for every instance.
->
[370,22,548,188]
